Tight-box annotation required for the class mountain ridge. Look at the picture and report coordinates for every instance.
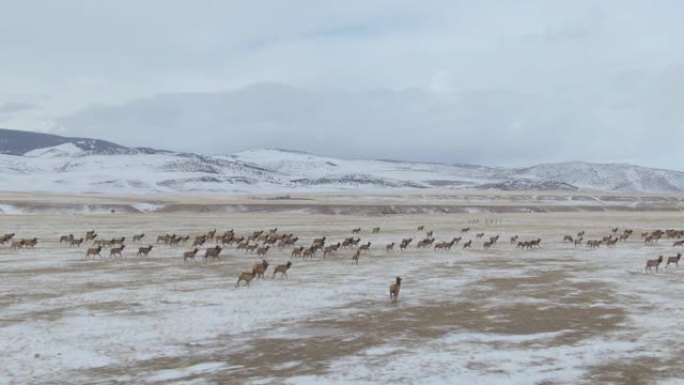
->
[1,128,683,194]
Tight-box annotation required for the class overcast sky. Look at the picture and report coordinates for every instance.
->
[2,0,684,168]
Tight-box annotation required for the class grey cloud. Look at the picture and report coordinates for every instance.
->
[56,79,684,169]
[0,102,38,114]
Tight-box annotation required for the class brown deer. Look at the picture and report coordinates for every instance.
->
[252,260,269,279]
[372,227,380,234]
[109,245,125,258]
[272,261,292,279]
[236,272,256,288]
[0,233,15,246]
[389,276,402,302]
[60,234,74,244]
[463,240,472,249]
[86,246,102,258]
[70,238,84,247]
[85,230,97,242]
[302,247,315,259]
[400,238,412,250]
[206,229,217,241]
[386,242,395,252]
[352,250,361,264]
[111,237,125,245]
[193,235,207,247]
[358,242,372,252]
[510,235,519,244]
[417,225,424,231]
[183,248,199,262]
[563,235,574,243]
[351,227,361,234]
[291,246,304,258]
[475,233,485,239]
[203,245,222,261]
[461,227,470,233]
[323,243,340,257]
[137,245,153,257]
[645,255,663,273]
[132,233,145,242]
[666,253,682,268]
[673,240,684,247]
[256,246,270,257]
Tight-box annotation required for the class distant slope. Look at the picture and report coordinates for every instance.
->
[0,128,167,156]
[2,129,684,194]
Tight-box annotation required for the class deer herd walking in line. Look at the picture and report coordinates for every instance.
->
[2,223,684,301]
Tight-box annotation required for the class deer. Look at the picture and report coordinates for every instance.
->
[417,225,424,231]
[510,235,519,244]
[291,246,304,258]
[60,234,74,244]
[192,235,207,247]
[86,246,102,258]
[386,242,395,252]
[203,245,222,261]
[323,243,340,257]
[272,261,292,279]
[673,240,684,247]
[236,271,256,288]
[256,246,270,257]
[434,238,458,251]
[400,238,412,250]
[666,253,682,268]
[389,277,402,303]
[358,242,371,252]
[137,245,153,257]
[352,250,361,264]
[372,227,380,234]
[183,248,199,262]
[206,229,217,241]
[563,235,574,243]
[483,241,493,249]
[132,233,145,242]
[252,260,269,279]
[646,255,663,273]
[109,245,125,258]
[0,233,15,246]
[85,230,97,242]
[463,240,472,249]
[352,227,361,234]
[302,247,316,259]
[70,238,84,247]
[110,237,125,245]
[461,227,470,233]
[475,233,485,239]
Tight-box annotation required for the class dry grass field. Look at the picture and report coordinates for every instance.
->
[2,192,684,384]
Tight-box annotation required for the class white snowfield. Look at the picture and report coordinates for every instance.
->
[2,208,684,384]
[2,145,684,195]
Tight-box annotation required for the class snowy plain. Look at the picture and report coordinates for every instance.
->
[2,198,684,384]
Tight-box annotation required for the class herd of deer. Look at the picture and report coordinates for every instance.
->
[2,224,683,300]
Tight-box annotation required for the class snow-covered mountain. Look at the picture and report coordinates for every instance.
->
[2,129,684,194]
